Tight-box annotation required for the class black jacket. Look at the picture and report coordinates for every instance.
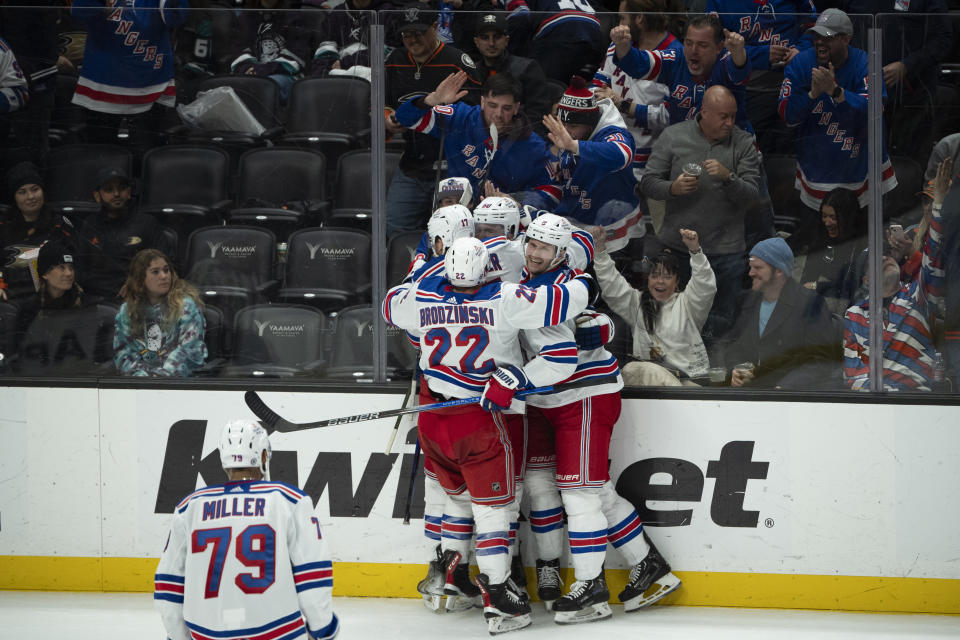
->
[724,278,842,388]
[385,41,483,180]
[77,208,171,299]
[0,209,76,300]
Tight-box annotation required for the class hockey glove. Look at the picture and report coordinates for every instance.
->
[574,312,615,350]
[480,365,529,412]
[519,204,538,230]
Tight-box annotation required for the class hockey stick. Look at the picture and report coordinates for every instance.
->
[430,127,448,211]
[385,374,417,455]
[402,438,421,525]
[245,376,614,434]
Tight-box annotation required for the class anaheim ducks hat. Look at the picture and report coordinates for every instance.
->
[398,5,433,34]
[476,13,507,35]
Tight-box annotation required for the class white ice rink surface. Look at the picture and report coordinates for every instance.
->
[2,592,959,640]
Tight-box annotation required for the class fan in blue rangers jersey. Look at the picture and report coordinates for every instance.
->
[494,0,605,85]
[610,14,753,135]
[530,78,641,253]
[592,0,681,178]
[777,8,896,212]
[155,420,339,640]
[517,213,681,621]
[707,0,817,72]
[395,70,552,197]
[71,0,188,115]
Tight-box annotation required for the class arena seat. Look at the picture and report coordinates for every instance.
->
[186,74,283,143]
[281,77,372,175]
[278,227,371,313]
[44,144,134,221]
[325,305,416,380]
[385,230,425,286]
[228,147,330,240]
[224,303,327,377]
[139,145,232,230]
[185,225,279,328]
[326,149,402,228]
[16,303,117,376]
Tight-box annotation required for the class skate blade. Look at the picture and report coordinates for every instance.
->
[485,612,532,635]
[541,599,555,612]
[421,593,445,613]
[445,594,480,612]
[622,572,682,612]
[553,602,612,625]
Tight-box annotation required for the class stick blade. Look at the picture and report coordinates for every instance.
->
[244,390,285,433]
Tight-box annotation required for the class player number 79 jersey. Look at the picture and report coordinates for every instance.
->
[154,481,339,640]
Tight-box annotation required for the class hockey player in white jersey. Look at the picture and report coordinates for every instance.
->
[519,213,682,623]
[409,196,526,285]
[408,204,477,284]
[473,196,525,283]
[382,237,595,634]
[155,420,339,640]
[405,203,485,613]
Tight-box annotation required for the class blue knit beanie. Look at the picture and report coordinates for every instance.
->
[749,237,794,277]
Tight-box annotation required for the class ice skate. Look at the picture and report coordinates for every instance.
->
[618,535,682,612]
[509,553,529,600]
[417,545,446,612]
[551,574,612,624]
[535,558,561,611]
[441,549,481,612]
[475,573,533,635]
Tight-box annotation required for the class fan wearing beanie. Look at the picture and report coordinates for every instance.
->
[0,161,75,300]
[722,236,842,390]
[530,76,642,253]
[13,239,101,353]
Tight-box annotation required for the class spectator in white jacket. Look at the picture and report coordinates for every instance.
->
[594,227,717,386]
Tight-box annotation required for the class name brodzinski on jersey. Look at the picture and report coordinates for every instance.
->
[154,421,770,528]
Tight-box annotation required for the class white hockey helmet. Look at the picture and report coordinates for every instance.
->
[525,212,572,269]
[444,236,489,287]
[436,177,473,207]
[427,204,475,256]
[473,196,521,240]
[219,419,272,477]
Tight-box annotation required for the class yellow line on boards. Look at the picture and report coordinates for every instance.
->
[2,556,958,615]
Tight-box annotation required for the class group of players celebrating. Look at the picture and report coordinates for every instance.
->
[382,181,682,634]
[150,182,681,640]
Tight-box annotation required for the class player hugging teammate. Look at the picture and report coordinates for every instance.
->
[383,199,681,634]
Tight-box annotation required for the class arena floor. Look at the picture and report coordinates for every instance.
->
[2,591,958,639]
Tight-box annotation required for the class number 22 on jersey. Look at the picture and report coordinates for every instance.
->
[423,326,494,374]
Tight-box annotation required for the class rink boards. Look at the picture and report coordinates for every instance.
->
[1,386,958,614]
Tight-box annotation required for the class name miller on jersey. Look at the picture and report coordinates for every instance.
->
[201,496,266,521]
[419,304,495,328]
